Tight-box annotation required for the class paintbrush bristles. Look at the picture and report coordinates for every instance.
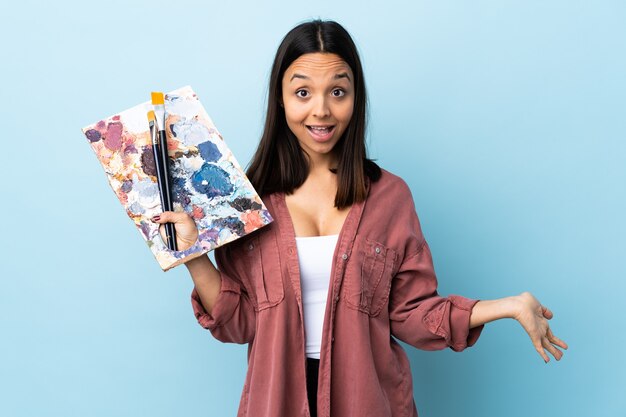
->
[147,110,156,122]
[151,92,165,105]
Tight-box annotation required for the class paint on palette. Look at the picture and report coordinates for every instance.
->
[140,146,157,177]
[82,85,273,271]
[191,163,233,197]
[198,141,222,162]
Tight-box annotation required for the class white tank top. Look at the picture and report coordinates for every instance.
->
[294,234,339,359]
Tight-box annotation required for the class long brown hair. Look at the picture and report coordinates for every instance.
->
[246,19,381,209]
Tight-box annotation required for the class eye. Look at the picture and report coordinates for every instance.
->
[332,88,346,97]
[296,89,309,98]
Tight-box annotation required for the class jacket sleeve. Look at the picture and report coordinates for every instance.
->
[190,244,256,344]
[388,240,483,352]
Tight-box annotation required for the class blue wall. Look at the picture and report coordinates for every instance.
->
[1,1,624,416]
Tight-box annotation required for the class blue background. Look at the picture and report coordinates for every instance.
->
[1,1,624,416]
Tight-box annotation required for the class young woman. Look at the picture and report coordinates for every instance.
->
[152,19,567,417]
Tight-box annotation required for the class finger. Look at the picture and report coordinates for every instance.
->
[547,328,569,350]
[541,306,554,320]
[151,211,188,224]
[531,337,550,363]
[542,337,563,361]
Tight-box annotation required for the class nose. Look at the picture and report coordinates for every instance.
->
[312,95,330,118]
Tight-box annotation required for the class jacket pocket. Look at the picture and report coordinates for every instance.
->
[240,232,285,311]
[343,236,398,316]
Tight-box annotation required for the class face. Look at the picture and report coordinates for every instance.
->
[281,52,354,165]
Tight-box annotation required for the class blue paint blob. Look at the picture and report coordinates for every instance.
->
[200,228,220,243]
[191,163,233,198]
[121,180,133,193]
[212,216,245,236]
[198,141,222,162]
[85,129,101,142]
[128,202,145,215]
[171,176,190,206]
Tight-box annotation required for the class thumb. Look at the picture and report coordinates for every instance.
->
[541,306,554,320]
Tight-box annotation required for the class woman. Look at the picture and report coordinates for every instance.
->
[152,19,567,417]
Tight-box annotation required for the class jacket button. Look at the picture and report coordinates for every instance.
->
[375,247,381,254]
[332,337,335,342]
[341,253,348,260]
[248,243,254,250]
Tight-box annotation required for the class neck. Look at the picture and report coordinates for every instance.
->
[306,152,338,176]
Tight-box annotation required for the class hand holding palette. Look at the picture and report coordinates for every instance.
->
[81,86,273,271]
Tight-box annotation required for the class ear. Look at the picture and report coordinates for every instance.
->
[279,99,284,108]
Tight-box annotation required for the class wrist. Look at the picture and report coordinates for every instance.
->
[502,295,524,320]
[470,296,522,328]
[185,253,210,271]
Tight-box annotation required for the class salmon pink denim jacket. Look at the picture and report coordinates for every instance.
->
[191,169,484,417]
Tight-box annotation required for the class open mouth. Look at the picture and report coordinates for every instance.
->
[306,125,336,139]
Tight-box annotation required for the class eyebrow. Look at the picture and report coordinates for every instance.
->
[290,72,351,82]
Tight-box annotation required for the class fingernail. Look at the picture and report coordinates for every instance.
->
[151,215,160,222]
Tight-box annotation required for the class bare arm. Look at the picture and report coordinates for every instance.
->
[152,211,221,315]
[184,255,221,316]
[470,292,569,363]
[469,297,518,328]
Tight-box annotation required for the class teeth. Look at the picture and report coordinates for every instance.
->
[309,126,332,132]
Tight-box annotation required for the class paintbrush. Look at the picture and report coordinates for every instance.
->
[150,93,178,251]
[147,110,175,250]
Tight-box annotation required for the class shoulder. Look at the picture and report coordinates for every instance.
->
[362,167,426,257]
[364,167,420,226]
[369,167,415,202]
